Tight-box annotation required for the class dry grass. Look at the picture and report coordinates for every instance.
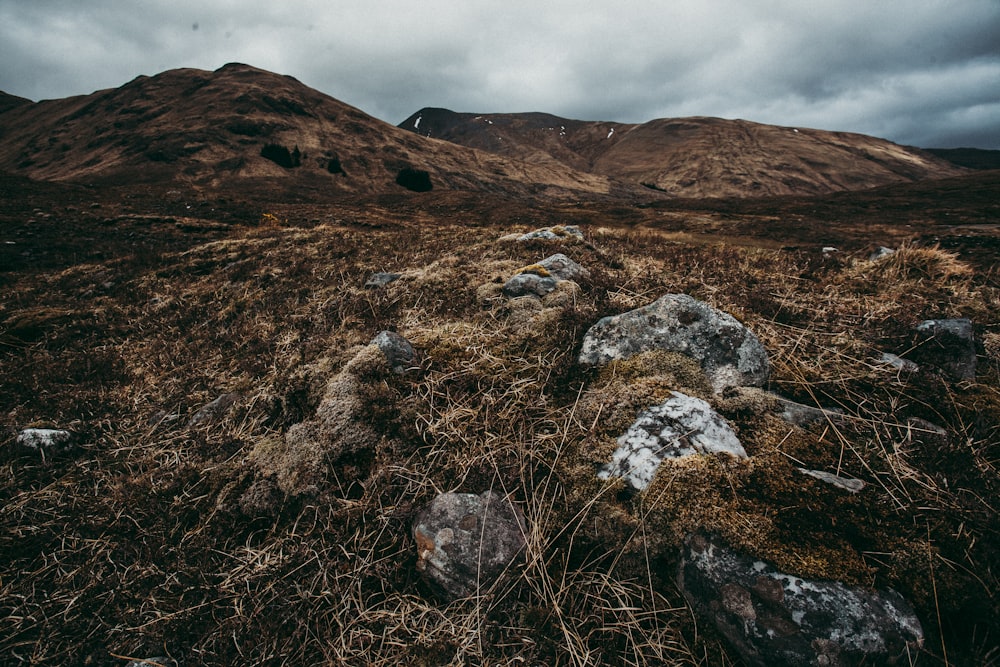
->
[1,205,998,665]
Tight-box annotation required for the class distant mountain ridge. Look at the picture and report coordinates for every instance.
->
[0,63,968,200]
[0,64,612,200]
[399,108,967,198]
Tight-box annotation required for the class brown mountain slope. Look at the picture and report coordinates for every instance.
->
[400,109,966,198]
[0,64,613,201]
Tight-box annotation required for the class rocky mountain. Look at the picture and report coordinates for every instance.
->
[400,108,967,198]
[0,64,613,201]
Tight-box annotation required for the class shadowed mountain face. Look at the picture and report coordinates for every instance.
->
[0,64,612,201]
[400,108,967,198]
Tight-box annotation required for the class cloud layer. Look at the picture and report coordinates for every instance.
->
[1,0,998,148]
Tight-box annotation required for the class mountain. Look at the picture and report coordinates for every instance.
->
[0,64,613,200]
[399,109,967,198]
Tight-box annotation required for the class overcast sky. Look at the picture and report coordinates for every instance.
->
[1,0,998,148]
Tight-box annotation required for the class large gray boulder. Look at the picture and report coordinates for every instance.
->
[599,392,746,491]
[579,294,770,392]
[908,318,976,381]
[678,534,924,666]
[413,491,527,600]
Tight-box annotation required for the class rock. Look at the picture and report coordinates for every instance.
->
[502,273,559,299]
[365,272,401,288]
[774,396,844,428]
[678,534,924,667]
[502,253,589,299]
[579,294,771,392]
[904,417,950,449]
[372,330,415,374]
[187,392,241,428]
[797,468,866,493]
[909,318,976,381]
[125,658,175,667]
[515,225,584,242]
[869,246,896,261]
[879,352,919,373]
[14,428,76,457]
[413,490,527,600]
[598,391,746,491]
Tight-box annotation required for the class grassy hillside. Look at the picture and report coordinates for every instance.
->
[2,186,998,665]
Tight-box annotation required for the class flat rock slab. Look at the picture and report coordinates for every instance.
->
[599,391,746,491]
[579,294,770,392]
[413,490,526,600]
[678,534,924,667]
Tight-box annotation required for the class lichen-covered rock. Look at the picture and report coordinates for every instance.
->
[908,318,976,381]
[502,272,559,298]
[372,330,415,374]
[502,254,589,299]
[598,391,746,490]
[515,225,584,242]
[678,534,923,667]
[15,428,76,456]
[187,392,241,428]
[413,490,526,600]
[579,294,770,392]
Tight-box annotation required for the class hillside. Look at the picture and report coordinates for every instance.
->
[0,64,614,201]
[400,109,967,198]
[2,168,999,664]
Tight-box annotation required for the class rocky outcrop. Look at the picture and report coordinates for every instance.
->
[908,318,976,381]
[599,392,746,491]
[678,534,924,666]
[579,294,770,392]
[413,490,527,600]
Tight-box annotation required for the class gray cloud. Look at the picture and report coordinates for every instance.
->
[1,0,998,148]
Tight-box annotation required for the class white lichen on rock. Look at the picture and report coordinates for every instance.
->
[598,391,746,490]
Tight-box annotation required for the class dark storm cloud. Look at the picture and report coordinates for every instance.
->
[1,0,997,148]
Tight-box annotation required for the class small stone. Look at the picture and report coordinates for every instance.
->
[413,490,527,600]
[677,534,924,667]
[599,391,747,491]
[515,225,584,242]
[365,272,402,288]
[869,246,896,261]
[774,396,844,428]
[372,330,415,373]
[879,352,919,373]
[125,658,175,667]
[502,273,559,298]
[187,392,241,428]
[797,468,866,493]
[15,428,76,457]
[909,318,976,381]
[579,294,770,392]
